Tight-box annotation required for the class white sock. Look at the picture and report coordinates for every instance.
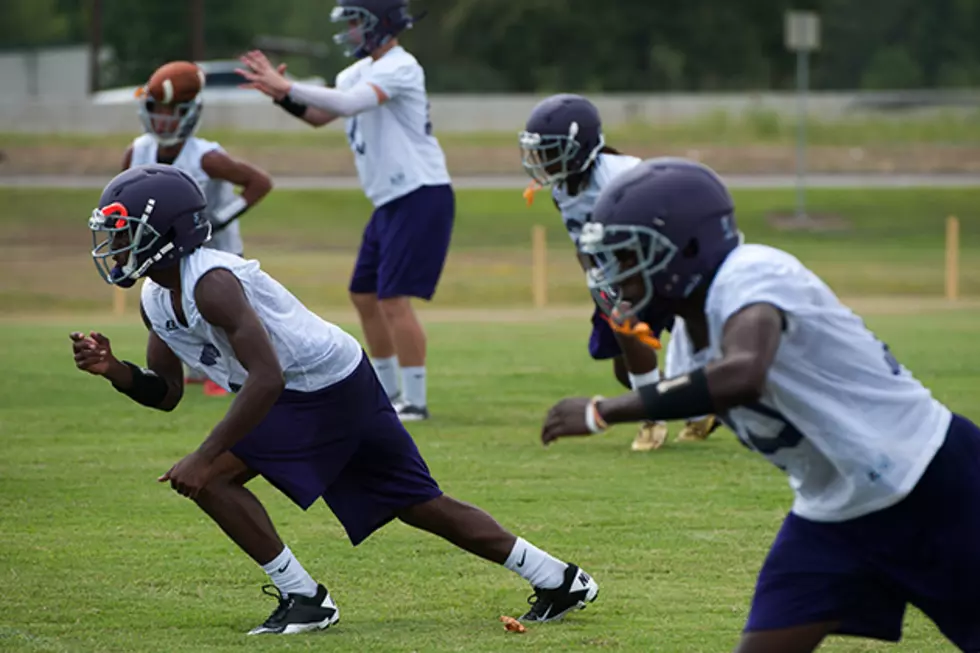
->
[372,356,401,400]
[260,545,318,598]
[402,366,426,408]
[504,537,568,590]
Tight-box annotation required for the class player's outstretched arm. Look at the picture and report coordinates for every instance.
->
[191,269,285,461]
[541,304,784,444]
[285,80,384,118]
[238,50,358,126]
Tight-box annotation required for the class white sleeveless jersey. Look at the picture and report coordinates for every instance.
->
[664,316,711,378]
[140,249,363,393]
[129,134,244,255]
[696,244,951,522]
[552,153,642,246]
[335,46,451,208]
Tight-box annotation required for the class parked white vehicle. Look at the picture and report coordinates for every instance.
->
[90,59,325,105]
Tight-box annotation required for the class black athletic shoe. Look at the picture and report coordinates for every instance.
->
[247,584,340,635]
[396,403,430,422]
[519,564,599,622]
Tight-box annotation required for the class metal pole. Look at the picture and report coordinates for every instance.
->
[796,50,809,220]
[190,0,205,61]
[89,0,102,94]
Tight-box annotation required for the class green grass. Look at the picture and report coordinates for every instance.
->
[2,311,977,652]
[1,187,978,314]
[5,108,980,148]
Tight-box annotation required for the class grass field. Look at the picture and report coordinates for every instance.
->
[6,109,980,148]
[2,309,978,652]
[1,183,978,649]
[5,111,980,176]
[1,186,978,314]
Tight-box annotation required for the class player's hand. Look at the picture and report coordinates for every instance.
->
[237,51,291,100]
[70,331,120,377]
[158,450,216,499]
[541,397,594,445]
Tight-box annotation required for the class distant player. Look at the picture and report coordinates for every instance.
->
[541,157,980,651]
[73,165,596,635]
[519,94,716,451]
[125,60,273,397]
[237,0,453,422]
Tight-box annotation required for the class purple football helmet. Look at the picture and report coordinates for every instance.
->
[519,94,604,187]
[578,157,742,319]
[89,164,210,288]
[331,0,416,59]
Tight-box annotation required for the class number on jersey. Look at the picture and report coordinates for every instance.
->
[721,402,804,470]
[881,342,902,375]
[346,115,366,155]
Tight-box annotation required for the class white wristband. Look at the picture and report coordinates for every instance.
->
[212,195,248,224]
[628,368,661,390]
[584,395,607,434]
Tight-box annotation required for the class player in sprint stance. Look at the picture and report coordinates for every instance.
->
[72,165,597,635]
[126,60,273,397]
[542,157,980,652]
[237,0,452,422]
[519,94,716,451]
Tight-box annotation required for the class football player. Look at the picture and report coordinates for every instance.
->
[520,94,717,451]
[238,0,453,422]
[124,60,273,397]
[542,157,980,652]
[72,165,597,635]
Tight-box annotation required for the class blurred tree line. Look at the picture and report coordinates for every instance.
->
[2,0,979,92]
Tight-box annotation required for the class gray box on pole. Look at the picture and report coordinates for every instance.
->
[785,11,821,52]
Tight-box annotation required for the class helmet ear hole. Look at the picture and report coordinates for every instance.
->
[682,238,700,258]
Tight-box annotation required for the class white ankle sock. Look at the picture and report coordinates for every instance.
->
[260,546,318,598]
[504,538,567,590]
[402,366,426,408]
[372,356,401,400]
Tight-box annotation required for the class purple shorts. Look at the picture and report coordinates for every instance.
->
[230,353,443,546]
[588,306,673,360]
[349,184,455,300]
[746,414,980,649]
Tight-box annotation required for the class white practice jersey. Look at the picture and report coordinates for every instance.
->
[140,249,363,393]
[129,134,244,255]
[692,244,951,522]
[664,316,711,379]
[552,153,642,247]
[335,46,451,208]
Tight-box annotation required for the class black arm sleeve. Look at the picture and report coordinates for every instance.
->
[111,360,170,409]
[274,95,308,118]
[638,368,716,422]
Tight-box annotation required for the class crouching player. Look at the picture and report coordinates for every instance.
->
[72,164,598,635]
[543,157,980,652]
[520,94,715,450]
